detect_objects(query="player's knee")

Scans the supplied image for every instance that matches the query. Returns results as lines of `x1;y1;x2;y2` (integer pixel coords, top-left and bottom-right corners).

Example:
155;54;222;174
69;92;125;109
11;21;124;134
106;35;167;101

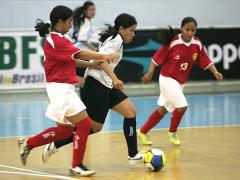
157;106;168;116
93;127;102;133
74;116;92;133
176;106;187;113
82;116;93;130
125;107;136;118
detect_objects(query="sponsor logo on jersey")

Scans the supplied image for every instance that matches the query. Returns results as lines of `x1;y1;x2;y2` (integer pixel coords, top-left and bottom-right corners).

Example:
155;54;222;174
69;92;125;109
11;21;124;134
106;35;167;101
174;55;180;60
193;53;198;61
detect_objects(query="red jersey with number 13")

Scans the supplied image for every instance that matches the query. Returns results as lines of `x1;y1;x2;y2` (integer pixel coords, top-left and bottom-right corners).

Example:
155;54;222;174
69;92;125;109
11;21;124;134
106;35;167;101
152;34;213;84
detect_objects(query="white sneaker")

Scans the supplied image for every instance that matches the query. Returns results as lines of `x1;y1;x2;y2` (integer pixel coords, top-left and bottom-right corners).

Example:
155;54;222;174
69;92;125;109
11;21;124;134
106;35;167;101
128;152;144;165
18;138;30;166
42;142;58;163
70;164;96;177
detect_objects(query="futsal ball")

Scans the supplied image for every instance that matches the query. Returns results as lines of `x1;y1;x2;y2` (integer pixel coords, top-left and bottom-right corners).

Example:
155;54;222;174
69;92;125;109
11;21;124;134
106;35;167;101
144;148;166;172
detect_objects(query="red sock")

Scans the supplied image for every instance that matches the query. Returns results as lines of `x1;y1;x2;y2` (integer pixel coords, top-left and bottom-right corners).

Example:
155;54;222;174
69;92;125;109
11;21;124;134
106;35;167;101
27;124;73;149
72;116;92;168
140;110;163;134
169;109;185;132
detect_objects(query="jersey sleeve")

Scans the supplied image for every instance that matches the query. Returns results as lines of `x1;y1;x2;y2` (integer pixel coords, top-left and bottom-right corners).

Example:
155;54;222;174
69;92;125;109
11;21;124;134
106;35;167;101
152;45;169;66
54;37;80;61
196;46;213;70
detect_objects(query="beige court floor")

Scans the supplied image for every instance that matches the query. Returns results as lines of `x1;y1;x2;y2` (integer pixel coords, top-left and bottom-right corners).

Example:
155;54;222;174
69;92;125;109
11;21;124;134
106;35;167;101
0;126;240;180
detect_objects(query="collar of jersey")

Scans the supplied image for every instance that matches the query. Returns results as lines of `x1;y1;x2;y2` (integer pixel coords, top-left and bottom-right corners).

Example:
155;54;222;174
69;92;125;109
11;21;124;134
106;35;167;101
50;32;64;38
178;34;194;46
115;34;124;47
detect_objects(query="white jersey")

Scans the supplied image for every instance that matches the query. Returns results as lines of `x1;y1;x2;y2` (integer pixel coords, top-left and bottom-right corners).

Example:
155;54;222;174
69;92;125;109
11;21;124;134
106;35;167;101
77;18;93;42
85;34;123;88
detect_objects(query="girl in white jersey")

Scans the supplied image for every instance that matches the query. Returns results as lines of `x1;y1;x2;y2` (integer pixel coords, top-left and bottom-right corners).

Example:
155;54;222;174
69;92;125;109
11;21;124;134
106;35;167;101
72;1;98;88
72;1;97;51
43;13;143;166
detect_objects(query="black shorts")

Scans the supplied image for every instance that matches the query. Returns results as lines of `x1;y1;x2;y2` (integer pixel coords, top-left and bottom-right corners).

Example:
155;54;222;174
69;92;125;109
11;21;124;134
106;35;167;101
80;76;128;124
76;68;86;77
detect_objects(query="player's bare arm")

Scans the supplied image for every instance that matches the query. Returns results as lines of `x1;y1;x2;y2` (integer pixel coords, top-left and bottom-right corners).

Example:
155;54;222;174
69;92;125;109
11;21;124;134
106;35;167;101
142;61;157;84
207;64;223;81
75;50;120;62
100;62;124;90
75;60;104;68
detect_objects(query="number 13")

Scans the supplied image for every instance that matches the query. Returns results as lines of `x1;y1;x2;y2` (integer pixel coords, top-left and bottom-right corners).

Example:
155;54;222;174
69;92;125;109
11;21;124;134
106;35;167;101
180;63;188;71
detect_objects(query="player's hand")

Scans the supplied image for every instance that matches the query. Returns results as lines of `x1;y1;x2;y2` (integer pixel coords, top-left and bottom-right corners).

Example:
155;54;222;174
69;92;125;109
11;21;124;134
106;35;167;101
89;60;104;69
214;71;223;81
113;78;124;90
141;72;153;84
106;53;120;63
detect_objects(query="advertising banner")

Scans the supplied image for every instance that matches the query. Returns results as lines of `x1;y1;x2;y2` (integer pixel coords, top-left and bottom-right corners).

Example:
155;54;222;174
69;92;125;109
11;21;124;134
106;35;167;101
0;32;45;89
1;28;240;89
116;28;240;82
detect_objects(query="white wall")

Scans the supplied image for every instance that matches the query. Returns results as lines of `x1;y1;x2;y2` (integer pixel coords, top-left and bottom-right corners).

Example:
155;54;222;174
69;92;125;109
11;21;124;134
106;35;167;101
0;0;240;29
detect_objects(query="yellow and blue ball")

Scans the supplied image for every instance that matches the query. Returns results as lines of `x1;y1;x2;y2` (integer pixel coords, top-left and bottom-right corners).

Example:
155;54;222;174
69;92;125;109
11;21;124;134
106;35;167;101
144;148;166;172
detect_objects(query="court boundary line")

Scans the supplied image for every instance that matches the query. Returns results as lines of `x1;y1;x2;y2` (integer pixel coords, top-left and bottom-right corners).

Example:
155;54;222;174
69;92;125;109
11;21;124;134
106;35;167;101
0;164;53;175
0;171;78;180
0;165;79;180
0;124;239;138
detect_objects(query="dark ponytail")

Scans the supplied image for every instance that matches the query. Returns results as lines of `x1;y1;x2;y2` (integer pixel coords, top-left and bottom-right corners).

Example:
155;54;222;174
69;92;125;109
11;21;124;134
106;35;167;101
35;19;50;37
99;13;137;42
99;24;118;42
35;5;73;37
73;1;94;31
156;26;178;45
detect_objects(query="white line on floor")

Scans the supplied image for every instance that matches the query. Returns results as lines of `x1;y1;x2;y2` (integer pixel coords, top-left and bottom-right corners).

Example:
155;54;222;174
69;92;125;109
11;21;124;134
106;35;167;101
0;170;79;180
0;165;79;180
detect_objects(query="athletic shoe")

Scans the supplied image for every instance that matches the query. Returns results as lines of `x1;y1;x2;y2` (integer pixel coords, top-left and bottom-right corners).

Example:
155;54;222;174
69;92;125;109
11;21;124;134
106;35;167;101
18;138;30;166
42;142;58;163
70;164;96;177
168;132;181;145
137;129;152;145
128;152;144;165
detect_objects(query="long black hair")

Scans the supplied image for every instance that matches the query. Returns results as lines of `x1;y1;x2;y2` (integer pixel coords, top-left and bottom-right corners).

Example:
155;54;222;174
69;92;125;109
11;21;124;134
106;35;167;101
99;13;137;43
35;5;73;37
73;1;95;31
181;17;197;27
156;26;177;45
157;16;198;45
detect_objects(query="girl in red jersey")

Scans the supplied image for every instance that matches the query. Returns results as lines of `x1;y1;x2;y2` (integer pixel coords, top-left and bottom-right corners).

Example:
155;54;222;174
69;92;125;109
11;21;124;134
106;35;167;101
137;17;223;146
18;5;118;177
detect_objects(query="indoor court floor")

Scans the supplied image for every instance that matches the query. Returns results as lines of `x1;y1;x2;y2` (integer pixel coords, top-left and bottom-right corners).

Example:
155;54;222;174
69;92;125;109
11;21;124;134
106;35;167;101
0;93;239;180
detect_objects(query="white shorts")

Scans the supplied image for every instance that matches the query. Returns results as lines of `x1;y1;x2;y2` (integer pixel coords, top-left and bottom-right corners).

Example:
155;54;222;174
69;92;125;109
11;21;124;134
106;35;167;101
157;75;188;112
45;82;86;125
